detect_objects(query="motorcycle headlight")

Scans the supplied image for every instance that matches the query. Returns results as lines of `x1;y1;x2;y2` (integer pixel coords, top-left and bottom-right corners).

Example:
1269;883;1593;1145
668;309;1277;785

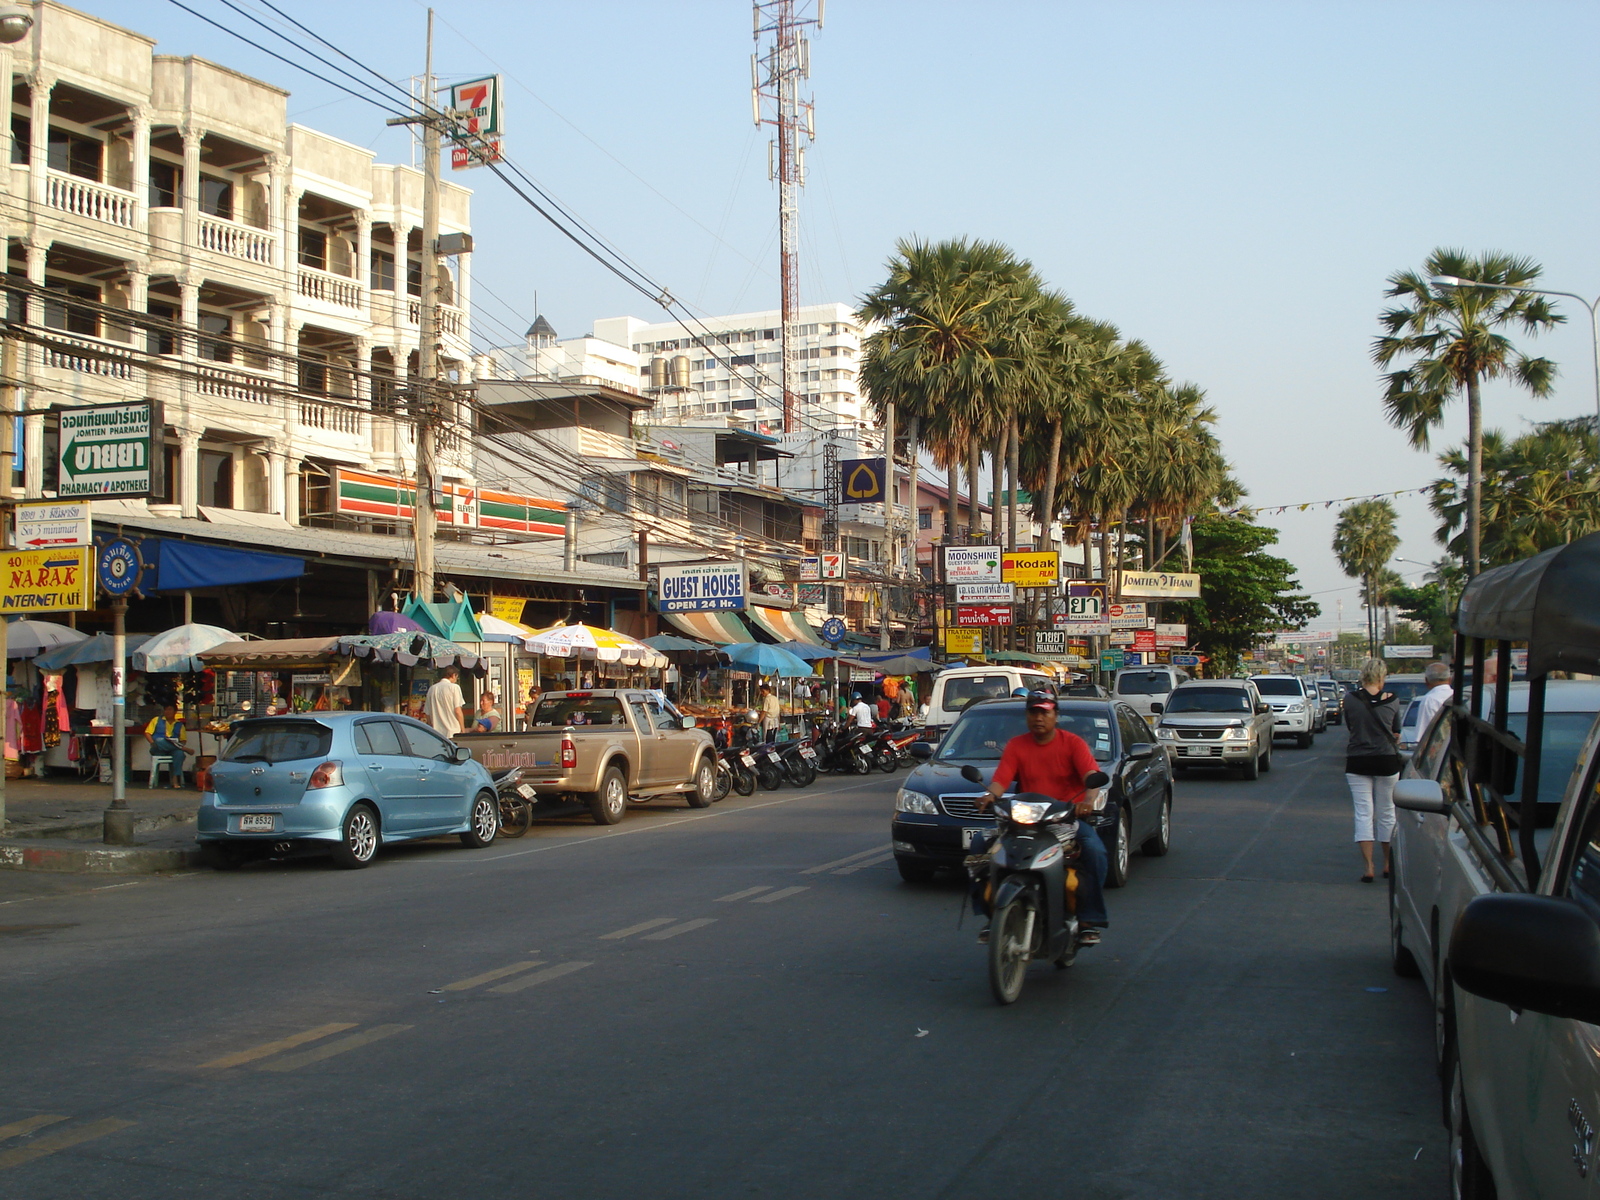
1287;702;1305;713
1008;799;1051;825
895;789;937;815
1220;724;1249;740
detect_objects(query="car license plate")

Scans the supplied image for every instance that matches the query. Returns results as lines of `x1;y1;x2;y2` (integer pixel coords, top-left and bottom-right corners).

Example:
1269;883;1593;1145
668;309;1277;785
962;828;987;849
740;753;756;767
238;813;275;833
767;751;782;763
799;746;816;759
516;784;536;799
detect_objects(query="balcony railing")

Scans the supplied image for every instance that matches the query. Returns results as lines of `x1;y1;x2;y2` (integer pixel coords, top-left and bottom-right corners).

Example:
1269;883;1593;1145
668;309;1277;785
45;171;136;229
197;364;274;406
197;214;274;266
38;332;138;380
298;398;362;435
406;298;464;338
297;266;362;311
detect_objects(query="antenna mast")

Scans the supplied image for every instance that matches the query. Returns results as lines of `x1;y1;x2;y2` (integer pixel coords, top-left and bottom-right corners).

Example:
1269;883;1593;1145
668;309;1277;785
753;0;820;435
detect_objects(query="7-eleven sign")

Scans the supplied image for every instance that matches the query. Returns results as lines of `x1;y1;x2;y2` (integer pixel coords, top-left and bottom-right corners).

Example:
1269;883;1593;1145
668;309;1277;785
448;76;502;137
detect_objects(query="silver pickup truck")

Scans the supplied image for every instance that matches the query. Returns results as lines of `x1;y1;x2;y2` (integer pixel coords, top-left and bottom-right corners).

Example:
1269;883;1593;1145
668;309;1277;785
457;689;717;825
1389;533;1600;1199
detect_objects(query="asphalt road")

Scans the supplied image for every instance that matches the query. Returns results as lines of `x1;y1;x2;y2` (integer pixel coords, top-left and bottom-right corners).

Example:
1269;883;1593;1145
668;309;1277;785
0;736;1445;1198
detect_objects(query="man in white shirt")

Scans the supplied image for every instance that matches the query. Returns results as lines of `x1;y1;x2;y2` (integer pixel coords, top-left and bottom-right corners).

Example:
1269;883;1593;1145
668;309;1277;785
848;693;876;729
425;667;467;737
1413;661;1454;743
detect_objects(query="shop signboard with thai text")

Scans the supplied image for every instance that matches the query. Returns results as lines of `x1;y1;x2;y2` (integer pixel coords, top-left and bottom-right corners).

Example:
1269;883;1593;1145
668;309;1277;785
955;582;1014;604
658;562;748;612
956;606;1012;627
57;402;162;498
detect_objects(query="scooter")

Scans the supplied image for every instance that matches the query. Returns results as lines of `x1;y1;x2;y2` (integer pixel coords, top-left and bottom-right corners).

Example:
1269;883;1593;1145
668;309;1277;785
714;727;757;797
777;735;818;787
814;718;875;775
494;768;537;839
960;763;1110;1005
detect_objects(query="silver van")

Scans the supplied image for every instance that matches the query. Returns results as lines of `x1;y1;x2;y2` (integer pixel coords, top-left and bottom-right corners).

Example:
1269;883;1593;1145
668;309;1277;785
922;666;1055;740
1111;666;1191;721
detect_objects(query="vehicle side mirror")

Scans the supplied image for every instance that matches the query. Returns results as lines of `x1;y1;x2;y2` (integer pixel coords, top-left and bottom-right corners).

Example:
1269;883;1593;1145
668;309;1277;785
1149;702;1164;715
1126;743;1154;761
453;745;473;764
959;764;985;784
909;742;933;760
1256;703;1270;715
1084;770;1110;790
1393;779;1449;814
679;716;697;729
1449;894;1600;1023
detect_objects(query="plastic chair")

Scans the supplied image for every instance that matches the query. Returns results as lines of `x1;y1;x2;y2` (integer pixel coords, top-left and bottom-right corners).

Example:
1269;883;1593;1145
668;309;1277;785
148;755;184;788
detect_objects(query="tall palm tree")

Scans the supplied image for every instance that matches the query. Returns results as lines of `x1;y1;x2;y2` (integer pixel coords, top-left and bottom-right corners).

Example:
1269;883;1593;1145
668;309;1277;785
1332;498;1400;656
1128;383;1228;567
1372;248;1563;575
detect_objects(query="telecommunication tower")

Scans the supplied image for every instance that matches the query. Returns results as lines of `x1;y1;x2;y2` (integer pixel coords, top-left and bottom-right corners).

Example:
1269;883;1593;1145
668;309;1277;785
752;0;820;434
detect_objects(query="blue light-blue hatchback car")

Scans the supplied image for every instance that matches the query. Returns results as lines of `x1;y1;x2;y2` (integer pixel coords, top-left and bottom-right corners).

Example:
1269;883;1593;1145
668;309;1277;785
196;712;500;868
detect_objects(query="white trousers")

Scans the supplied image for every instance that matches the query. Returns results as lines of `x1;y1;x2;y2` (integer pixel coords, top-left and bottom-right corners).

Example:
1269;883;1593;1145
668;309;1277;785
1346;773;1398;843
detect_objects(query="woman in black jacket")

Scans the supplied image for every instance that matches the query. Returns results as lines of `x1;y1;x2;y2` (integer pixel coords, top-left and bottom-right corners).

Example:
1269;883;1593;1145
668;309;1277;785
1342;658;1404;883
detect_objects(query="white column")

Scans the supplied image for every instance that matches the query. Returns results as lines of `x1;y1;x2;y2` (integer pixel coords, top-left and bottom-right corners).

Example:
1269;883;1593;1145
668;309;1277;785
122;266;148;346
178;276;199;360
456;248;471;345
23;237;45;327
265;448;285;517
266;152;289;273
0;48;14;189
180;123;202;256
28;74;53;212
177;428;201;517
22;411;42;498
282;452;299;525
130;107;151;232
354;211;371;313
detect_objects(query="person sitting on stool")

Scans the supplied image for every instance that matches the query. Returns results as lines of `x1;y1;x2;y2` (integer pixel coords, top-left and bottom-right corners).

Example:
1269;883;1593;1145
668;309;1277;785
143;704;187;788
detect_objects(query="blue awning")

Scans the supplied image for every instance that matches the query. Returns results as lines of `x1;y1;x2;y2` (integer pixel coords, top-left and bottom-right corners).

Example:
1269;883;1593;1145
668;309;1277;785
140;538;305;592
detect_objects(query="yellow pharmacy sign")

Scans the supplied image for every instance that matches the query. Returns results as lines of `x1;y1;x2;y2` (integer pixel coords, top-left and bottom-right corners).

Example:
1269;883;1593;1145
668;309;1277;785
1001;551;1059;587
0;547;92;613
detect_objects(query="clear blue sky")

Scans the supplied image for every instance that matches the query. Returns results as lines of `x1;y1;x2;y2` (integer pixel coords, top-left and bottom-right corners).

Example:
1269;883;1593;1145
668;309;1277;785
94;1;1600;628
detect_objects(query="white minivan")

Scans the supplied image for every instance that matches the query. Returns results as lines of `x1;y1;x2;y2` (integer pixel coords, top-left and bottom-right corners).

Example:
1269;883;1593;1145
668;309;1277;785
1111;666;1191;722
922;666;1055;740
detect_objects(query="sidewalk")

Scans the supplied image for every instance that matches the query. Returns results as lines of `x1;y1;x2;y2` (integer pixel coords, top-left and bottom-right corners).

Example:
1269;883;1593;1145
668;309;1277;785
0;775;205;874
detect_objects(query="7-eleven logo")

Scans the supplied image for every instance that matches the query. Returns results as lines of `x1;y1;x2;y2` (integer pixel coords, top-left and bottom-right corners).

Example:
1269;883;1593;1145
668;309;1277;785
451;79;495;134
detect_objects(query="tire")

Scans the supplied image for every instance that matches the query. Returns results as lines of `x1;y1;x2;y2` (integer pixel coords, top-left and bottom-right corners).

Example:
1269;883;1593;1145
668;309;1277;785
460;791;499;848
851;748;872;775
1447;1044;1499;1199
1141;791;1172;857
875;746;898;773
1240;748;1259;781
1296;732;1313;749
713;760;733;801
896;858;937;883
589;765;628;825
497;792;532;838
756;759;783;790
1260;742;1272;773
1389;872;1421;977
731;762;756;797
988;895;1035;1005
330;803;380;869
1105;804;1132;889
687;756;716;808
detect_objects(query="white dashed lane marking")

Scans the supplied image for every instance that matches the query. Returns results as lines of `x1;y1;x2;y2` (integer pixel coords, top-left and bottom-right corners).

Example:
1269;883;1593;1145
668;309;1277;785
641;918;717;941
716;886;773;902
600;918;678;940
802;845;892;875
751;886;809;903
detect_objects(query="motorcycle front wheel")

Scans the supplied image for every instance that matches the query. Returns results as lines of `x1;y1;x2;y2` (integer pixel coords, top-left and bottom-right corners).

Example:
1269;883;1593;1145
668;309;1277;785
756;760;784;790
988;895;1035;1005
713;761;733;801
497;794;533;839
732;764;757;796
874;746;897;773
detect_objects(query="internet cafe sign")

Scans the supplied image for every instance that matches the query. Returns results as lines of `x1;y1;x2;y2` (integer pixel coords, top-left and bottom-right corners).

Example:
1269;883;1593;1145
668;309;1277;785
1117;570;1201;600
657;562;747;612
57;401;163;498
944;545;1001;584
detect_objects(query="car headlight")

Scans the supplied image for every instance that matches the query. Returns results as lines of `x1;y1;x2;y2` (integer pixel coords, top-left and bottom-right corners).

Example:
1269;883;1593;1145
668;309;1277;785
1156;727;1179;741
1008;799;1050;825
895;789;937;815
1220;724;1249;740
1287;702;1305;713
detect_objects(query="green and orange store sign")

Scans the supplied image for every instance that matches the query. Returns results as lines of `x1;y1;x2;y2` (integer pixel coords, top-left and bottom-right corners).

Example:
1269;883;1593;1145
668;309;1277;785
335;469;565;537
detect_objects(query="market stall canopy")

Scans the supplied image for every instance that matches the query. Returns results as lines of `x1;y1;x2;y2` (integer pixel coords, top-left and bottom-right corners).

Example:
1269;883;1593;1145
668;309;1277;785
660;610;755;644
838;654;943;676
1456;531;1600;676
775;641;839;662
368;611;423;635
642;633;721;653
336;632;485;671
132;623;240;673
403;595;484;643
478;614;541;644
743;603;825;646
138;538;304;592
35;632;151;671
4;620;88;658
722;642;814;678
199;637;342;669
522;624;666;667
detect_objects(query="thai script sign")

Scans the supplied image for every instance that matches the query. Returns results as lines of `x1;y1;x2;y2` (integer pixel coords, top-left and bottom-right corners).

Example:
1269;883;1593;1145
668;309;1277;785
57;402;161;498
944;546;1001;583
658;562;747;612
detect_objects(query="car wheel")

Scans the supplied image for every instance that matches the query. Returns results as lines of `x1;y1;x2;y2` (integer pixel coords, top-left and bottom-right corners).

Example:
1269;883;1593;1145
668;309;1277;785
1240;748;1259;781
589;765;628;825
1141;790;1172;857
1388;872;1421;977
1296;732;1313;749
460;791;499;848
1447;1043;1498;1199
895;858;937;883
687;757;716;808
1260;742;1272;773
330;803;380;869
1105;805;1131;889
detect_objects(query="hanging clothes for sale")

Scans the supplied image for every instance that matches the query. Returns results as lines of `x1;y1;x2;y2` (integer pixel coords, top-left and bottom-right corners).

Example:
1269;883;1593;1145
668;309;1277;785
41;675;65;749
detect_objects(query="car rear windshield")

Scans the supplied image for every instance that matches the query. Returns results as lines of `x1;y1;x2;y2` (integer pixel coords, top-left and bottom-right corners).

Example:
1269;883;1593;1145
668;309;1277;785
532;696;626;726
221;720;333;764
1116;672;1173;696
1386;680;1428;704
1252;678;1304;696
1165;688;1253;714
937;707;1114;762
941;676;1017;713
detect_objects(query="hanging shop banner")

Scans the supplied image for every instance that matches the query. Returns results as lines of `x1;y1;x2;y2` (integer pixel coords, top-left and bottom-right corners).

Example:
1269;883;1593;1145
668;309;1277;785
798;583;825;604
658;562;747;612
944;546;1002;584
1065;581;1108;623
839;459;886;503
1033;630;1067;656
799;555;821;582
448;75;505;170
335;469;563;535
56;401;163;499
955;582;1014;604
943;628;983;655
1107;601;1147;629
956;605;1012;627
1132;629;1157;652
1057;621;1111;636
1383;645;1435;659
1001;551;1059;587
1117;570;1202;599
1155;623;1188;648
1;546;91;613
490;596;528;625
1110;630;1136;647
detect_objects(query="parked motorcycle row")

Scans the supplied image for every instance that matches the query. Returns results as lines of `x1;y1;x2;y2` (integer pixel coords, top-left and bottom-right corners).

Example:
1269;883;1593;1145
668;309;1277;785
711;718;921;799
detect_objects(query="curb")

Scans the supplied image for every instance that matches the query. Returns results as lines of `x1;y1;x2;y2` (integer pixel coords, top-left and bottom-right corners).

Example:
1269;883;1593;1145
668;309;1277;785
0;837;205;874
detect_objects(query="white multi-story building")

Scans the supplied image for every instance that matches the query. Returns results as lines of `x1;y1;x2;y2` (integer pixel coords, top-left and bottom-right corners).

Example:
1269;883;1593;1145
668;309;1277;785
3;1;476;523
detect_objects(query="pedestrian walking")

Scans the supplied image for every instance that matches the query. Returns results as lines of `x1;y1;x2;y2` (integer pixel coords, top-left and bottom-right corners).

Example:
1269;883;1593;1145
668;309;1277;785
424;666;466;738
1343;657;1404;883
1412;661;1453;743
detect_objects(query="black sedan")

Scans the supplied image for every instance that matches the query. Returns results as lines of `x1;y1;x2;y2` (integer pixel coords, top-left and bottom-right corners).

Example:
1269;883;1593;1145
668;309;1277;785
894;696;1174;887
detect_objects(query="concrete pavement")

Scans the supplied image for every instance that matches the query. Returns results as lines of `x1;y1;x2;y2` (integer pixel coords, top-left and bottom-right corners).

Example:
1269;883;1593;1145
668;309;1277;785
0;742;1445;1197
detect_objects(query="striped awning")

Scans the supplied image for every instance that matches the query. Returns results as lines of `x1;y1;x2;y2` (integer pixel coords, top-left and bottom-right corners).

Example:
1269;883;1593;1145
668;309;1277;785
744;603;825;645
661;610;754;644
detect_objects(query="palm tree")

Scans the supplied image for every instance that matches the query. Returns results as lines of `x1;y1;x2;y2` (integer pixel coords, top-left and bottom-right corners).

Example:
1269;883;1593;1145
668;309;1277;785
1372;249;1563;575
1129;383;1228;568
1332;498;1400;656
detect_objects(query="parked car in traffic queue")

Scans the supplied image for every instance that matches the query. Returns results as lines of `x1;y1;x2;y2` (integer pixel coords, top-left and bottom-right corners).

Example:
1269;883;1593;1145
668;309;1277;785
1249;674;1317;748
893;696;1174;889
1155;678;1275;779
1315;679;1344;725
196;713;501;869
1110;665;1191;722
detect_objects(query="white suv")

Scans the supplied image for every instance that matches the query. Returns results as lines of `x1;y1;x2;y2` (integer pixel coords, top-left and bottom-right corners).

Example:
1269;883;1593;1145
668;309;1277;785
1248;674;1316;748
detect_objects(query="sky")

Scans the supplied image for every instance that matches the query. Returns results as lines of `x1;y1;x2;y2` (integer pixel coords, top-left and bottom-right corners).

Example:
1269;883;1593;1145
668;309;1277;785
92;0;1600;631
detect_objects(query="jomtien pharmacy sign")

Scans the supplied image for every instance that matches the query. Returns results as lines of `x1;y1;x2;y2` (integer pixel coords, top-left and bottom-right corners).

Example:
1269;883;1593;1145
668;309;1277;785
56;402;163;498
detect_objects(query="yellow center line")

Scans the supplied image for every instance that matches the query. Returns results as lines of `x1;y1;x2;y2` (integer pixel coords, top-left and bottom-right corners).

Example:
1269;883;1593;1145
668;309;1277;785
255;1024;412;1073
833;852;895;875
715;886;773;902
440;961;543;991
802;845;892;874
0;1118;136;1170
488;961;593;993
752;886;809;903
600;917;677;940
641;918;717;941
199;1023;358;1070
0;1115;67;1142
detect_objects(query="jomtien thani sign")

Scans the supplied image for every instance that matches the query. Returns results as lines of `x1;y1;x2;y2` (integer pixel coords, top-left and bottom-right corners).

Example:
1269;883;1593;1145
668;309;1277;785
658;562;747;612
1116;571;1202;600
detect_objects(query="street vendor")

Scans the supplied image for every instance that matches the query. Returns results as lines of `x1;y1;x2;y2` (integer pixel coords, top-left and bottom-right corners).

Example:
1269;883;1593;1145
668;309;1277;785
142;704;187;788
758;683;781;737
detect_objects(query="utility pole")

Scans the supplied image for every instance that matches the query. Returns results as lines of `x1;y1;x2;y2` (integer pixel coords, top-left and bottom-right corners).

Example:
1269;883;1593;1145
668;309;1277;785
880;402;894;651
0;334;13;834
753;0;820;434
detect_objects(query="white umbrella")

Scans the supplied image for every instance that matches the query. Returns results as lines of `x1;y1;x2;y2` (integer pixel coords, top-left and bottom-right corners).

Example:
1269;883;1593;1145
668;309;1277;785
132;623;240;673
523;623;667;668
7;620;88;658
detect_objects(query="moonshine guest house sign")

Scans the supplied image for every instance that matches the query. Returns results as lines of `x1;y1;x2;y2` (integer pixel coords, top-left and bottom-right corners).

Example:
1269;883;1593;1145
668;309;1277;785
658;562;748;612
56;402;162;498
944;546;1002;584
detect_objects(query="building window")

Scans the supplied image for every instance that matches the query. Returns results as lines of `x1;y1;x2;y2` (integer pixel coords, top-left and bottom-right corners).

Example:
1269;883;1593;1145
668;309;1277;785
299;353;328;395
47;128;101;181
198;313;232;363
298;228;328;271
199;176;233;220
145;302;178;355
200;449;233;508
406;256;422;297
10;115;28;165
918;508;933;530
370;250;395;292
148;160;178;208
42;281;98;336
581;551;628;569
